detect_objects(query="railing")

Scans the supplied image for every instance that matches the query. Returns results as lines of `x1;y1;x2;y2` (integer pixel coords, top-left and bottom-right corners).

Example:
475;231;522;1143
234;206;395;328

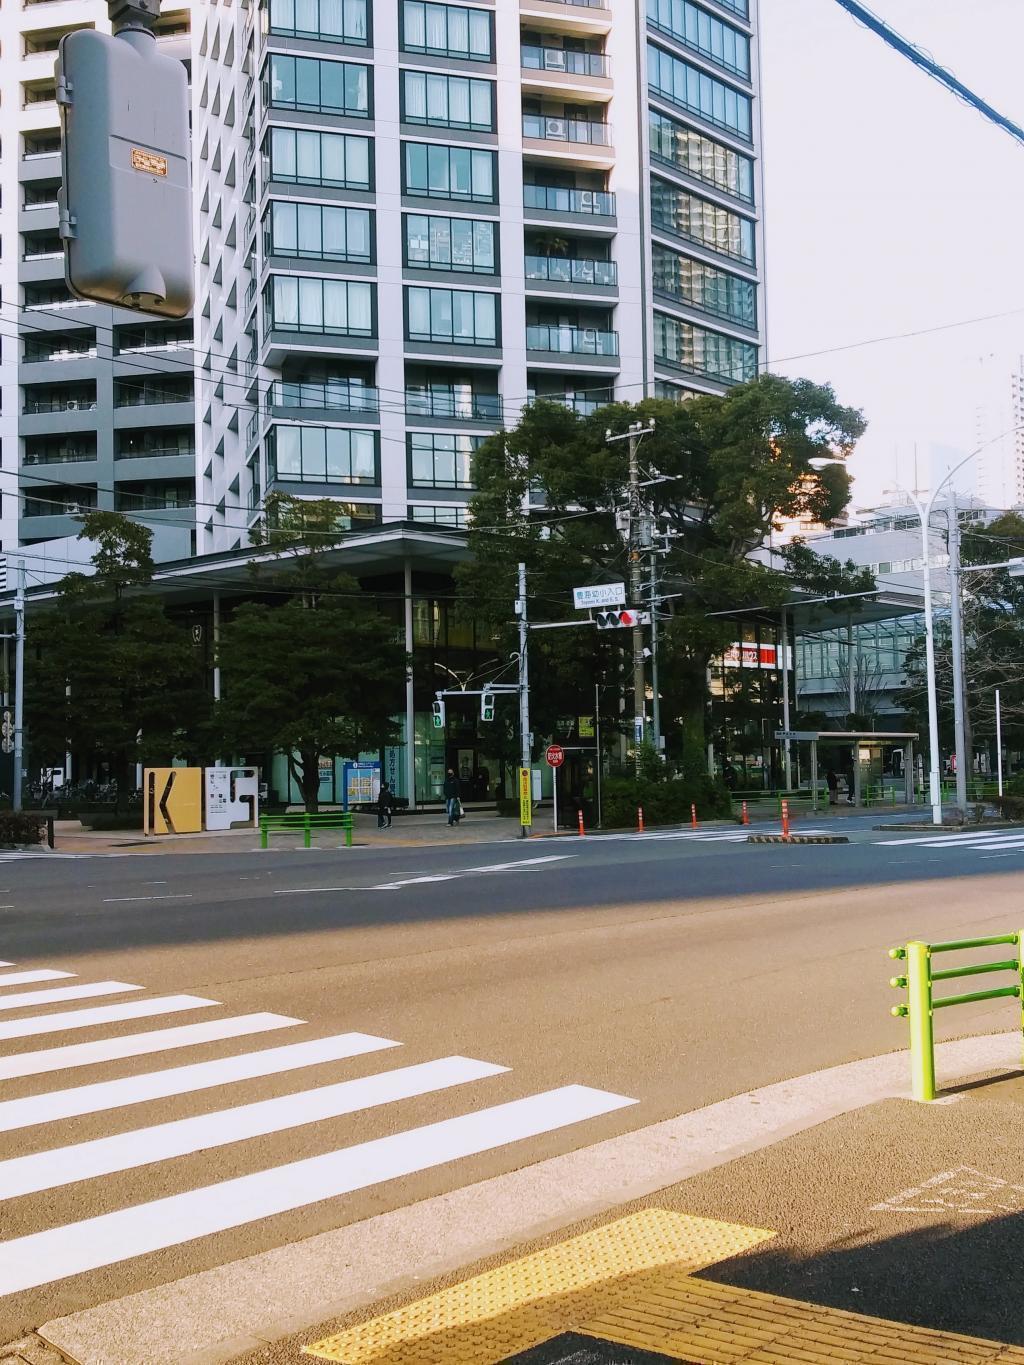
23;198;58;211
889;933;1024;1101
259;811;354;849
525;255;616;286
23;396;96;414
521;45;608;76
405;389;501;421
529;392;612;416
22;249;63;260
271;378;379;414
523;0;608;10
526;324;618;355
524;184;615;216
522;113;611;145
247;412;260;448
115;446;195;460
23;450;95;465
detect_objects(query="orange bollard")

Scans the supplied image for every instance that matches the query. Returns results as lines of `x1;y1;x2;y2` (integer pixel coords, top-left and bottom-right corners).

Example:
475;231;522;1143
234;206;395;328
741;800;749;827
638;806;645;833
577;808;585;836
781;798;790;838
691;802;698;829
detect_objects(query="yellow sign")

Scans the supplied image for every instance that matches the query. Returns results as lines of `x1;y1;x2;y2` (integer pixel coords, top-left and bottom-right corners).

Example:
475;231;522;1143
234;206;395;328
131;147;168;176
144;767;202;835
519;766;532;827
579;715;595;738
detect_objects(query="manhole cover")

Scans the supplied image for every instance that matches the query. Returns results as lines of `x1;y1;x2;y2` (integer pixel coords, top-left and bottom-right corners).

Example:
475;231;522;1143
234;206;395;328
501;1333;701;1364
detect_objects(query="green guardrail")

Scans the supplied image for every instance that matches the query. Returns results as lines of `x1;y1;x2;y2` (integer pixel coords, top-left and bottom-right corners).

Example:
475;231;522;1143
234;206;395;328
888;932;1024;1101
259;812;354;850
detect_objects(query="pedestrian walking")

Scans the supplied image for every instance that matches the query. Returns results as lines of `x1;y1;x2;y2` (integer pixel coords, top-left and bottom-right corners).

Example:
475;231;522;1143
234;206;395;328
825;769;838;807
443;768;461;826
376;780;394;830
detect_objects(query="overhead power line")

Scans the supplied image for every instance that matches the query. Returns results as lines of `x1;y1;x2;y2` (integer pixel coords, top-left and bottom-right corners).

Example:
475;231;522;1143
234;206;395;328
833;0;1024;147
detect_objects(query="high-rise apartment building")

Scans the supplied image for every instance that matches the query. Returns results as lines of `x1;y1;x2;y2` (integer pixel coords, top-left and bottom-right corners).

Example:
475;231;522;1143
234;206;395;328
0;0;196;554
195;0;764;552
973;353;1024;512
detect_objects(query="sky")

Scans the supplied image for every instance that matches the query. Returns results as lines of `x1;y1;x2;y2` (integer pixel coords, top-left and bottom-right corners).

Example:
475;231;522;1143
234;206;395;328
758;0;1024;512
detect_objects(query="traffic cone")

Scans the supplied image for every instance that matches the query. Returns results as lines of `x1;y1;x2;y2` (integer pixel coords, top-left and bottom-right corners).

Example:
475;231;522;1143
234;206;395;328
691;802;698;829
741;800;749;827
577;809;585;837
638;806;645;833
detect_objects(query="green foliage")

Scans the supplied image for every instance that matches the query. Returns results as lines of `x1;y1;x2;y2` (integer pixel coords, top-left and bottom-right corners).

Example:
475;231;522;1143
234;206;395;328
26;514;211;805
216;572;406;811
992;795;1024;821
459;376;868;766
600;774;731;829
0;811;47;846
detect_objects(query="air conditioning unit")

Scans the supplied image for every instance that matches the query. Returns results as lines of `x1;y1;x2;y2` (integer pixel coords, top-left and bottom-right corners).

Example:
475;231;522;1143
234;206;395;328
544;49;566;70
65;399;78;410
579;191;595;211
23;454;38;465
545;117;566;139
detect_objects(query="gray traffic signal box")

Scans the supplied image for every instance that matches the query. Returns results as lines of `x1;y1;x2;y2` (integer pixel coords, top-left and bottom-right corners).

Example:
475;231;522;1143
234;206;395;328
56;19;193;318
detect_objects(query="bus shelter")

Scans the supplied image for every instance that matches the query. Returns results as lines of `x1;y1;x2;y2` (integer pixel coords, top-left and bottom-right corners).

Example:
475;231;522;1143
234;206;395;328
777;730;919;809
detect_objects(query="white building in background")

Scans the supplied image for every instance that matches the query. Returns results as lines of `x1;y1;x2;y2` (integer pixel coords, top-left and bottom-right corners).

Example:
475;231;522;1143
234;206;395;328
193;0;766;552
972;353;1024;512
0;1;196;556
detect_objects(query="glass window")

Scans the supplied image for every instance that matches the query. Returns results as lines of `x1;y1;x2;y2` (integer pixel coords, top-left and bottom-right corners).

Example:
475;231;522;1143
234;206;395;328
651;245;755;326
651;178;754;263
653;311;757;383
410;503;470;527
268;0;369;44
408;431;481;488
403;142;496;201
648;108;753;202
404;214;495;273
646;0;749;78
401;0;492;60
647;43;751;140
266;202;374;262
265;276;375;335
268;424;378;483
266;54;370;117
266;128;371;190
401;71;494;131
406;286;498;345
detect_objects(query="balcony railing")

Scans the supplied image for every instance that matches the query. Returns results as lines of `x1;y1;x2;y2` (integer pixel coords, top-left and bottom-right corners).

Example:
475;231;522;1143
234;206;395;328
115;446;195;460
405;388;502;421
530;391;613;415
522;113;611;145
270;378;380;414
23;395;96;414
523;184;615;216
525;255;616;286
526;324;618;355
521;45;608;76
524;0;608;10
23;450;95;466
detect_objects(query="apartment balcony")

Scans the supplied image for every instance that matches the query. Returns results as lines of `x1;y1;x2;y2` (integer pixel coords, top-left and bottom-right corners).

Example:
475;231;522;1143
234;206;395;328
268;377;380;422
522;184;616;236
524;254;617;298
21;402;99;436
519;0;611;39
112;452;196;481
525;323;619;366
19;254;66;284
522;113;613;168
113;400;195;429
19;201;59;234
520;44;611;99
404;386;502;429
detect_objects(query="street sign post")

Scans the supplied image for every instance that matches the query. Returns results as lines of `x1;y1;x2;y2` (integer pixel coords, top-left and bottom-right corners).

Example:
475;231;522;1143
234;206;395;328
774;730;819;741
518;765;532;832
546;743;565;832
572;582;626;611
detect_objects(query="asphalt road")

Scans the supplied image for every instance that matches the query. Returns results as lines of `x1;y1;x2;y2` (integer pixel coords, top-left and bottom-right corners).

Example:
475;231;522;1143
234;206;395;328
0;821;1022;1341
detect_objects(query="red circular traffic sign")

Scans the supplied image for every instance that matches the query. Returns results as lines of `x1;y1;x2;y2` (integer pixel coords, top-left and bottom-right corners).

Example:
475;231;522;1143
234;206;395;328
546;744;565;768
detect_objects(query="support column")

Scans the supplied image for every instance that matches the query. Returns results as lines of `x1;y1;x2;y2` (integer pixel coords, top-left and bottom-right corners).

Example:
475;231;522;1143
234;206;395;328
780;607;791;790
847;615;856;719
810;739;818;811
905;739;915;805
404;558;417;812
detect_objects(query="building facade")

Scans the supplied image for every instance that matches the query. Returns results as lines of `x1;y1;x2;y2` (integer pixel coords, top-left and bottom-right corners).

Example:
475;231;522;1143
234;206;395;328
194;0;765;552
0;0;196;554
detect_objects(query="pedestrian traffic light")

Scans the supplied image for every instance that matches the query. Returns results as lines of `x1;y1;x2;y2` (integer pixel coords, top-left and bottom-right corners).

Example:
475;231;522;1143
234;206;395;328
431;698;446;729
481;690;495;722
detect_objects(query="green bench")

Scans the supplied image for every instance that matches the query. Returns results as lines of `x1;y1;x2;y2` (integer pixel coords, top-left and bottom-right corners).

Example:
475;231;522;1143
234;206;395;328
259;812;354;849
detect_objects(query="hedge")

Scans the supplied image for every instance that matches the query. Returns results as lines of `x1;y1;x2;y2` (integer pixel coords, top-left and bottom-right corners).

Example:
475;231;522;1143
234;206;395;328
0;812;47;847
992;795;1024;821
600;774;731;830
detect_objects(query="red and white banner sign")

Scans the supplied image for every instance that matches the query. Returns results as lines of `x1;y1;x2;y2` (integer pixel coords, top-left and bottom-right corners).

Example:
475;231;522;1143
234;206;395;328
723;642;790;670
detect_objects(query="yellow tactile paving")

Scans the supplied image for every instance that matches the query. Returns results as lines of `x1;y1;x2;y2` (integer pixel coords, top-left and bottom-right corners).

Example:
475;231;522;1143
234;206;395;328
304;1207;1024;1364
303;1209;774;1362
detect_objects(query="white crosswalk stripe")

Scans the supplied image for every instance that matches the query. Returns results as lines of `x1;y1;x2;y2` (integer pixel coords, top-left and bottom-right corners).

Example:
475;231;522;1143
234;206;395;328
0;959;636;1300
877;830;1024;852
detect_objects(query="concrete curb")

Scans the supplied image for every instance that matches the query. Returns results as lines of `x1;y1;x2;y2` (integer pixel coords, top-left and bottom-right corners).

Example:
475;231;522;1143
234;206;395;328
37;1032;1021;1365
747;834;849;845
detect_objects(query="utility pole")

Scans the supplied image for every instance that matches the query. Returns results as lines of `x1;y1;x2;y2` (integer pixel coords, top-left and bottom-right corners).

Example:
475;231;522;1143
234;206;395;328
649;555;661;751
947;501;969;814
606;420;654;769
13;560;25;813
517;560;531;839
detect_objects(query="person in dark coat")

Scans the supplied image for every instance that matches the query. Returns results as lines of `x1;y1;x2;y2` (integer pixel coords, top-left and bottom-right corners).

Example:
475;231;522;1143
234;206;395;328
376;780;393;830
443;768;461;825
825;769;839;806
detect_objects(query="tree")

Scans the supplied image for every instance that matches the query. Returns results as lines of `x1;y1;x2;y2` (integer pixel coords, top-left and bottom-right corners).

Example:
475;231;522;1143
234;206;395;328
26;512;211;806
458;376;868;770
216;570;406;812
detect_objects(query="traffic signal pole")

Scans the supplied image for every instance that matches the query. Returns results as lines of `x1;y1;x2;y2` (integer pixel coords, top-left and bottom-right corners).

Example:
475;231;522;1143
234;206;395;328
13;561;25;813
517;561;531;839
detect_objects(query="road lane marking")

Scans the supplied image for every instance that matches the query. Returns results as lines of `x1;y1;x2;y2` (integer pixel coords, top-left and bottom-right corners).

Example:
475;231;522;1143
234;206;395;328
0;981;142;1013
879;831;1022;846
0;1013;304;1083
0;969;75;989
274;853;576;895
0;1084;634;1294
0;995;218;1042
102;894;195;904
0;1056;510;1202
0;1032;403;1133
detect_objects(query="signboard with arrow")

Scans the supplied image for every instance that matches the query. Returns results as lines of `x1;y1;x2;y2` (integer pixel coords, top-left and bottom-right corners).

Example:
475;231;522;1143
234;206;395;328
144;767;202;836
